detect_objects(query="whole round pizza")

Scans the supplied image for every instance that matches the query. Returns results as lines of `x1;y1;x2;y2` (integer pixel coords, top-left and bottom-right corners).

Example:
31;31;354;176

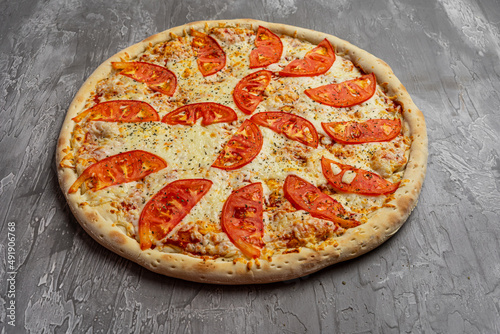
56;19;427;284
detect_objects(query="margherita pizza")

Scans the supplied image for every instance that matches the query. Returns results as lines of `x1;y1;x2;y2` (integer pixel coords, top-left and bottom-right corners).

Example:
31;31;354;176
56;19;427;284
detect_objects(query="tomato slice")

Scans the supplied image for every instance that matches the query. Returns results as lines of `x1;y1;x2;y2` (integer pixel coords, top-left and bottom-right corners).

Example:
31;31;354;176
221;183;264;258
250;111;319;148
72;100;159;123
233;70;272;114
279;39;335;77
321;156;399;196
161;102;237;126
191;30;226;76
138;179;212;250
283;175;359;229
322;119;401;144
249;26;283;68
68;150;167;193
111;61;177;96
305;73;376;108
212;120;263;170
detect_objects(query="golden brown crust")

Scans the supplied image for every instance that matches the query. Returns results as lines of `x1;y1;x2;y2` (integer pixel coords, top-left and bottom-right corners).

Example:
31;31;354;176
56;19;427;284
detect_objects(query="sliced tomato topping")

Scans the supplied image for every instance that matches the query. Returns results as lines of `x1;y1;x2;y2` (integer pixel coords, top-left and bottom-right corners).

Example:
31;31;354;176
249;26;283;68
111;61;177;96
283;175;359;229
322;119;401;144
138;179;212;250
305;73;376;108
250;111;319;148
321;156;399;196
233;70;272;114
161;102;237;126
279;39;335;77
72;100;159;123
68;150;167;194
221;183;264;258
212;120;263;170
191;30;226;76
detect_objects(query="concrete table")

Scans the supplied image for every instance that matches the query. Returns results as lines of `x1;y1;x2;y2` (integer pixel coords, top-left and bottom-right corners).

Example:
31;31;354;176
1;0;499;332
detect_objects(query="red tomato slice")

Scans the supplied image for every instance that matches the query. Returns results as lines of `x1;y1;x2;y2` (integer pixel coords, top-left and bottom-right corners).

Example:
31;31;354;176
322;119;401;144
111;61;177;96
72;100;159;123
161;102;237;126
279;39;335;77
283;175;359;229
138;179;212;250
305;73;377;108
68;150;167;193
233;70;272;114
221;183;264;258
249;26;283;68
191;30;226;76
212;120;263;170
250;111;319;148
321;156;399;196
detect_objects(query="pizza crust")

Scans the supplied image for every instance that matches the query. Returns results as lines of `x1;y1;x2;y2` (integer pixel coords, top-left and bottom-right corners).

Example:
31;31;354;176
56;19;427;284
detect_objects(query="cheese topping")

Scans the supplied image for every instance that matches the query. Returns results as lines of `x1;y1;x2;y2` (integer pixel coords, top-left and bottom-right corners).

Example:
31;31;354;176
330;163;342;175
342;170;357;184
67;26;410;259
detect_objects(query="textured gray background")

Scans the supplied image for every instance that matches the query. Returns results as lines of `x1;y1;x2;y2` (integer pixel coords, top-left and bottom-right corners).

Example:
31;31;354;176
1;0;500;333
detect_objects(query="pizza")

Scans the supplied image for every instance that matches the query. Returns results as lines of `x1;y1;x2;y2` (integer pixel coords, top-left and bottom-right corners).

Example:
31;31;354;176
56;19;427;284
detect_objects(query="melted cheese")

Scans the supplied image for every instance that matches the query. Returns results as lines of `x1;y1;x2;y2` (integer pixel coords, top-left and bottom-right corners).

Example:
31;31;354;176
330;163;342;175
342;170;357;184
69;27;410;258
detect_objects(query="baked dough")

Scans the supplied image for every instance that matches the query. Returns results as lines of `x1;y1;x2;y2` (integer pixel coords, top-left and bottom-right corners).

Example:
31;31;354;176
56;19;427;284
